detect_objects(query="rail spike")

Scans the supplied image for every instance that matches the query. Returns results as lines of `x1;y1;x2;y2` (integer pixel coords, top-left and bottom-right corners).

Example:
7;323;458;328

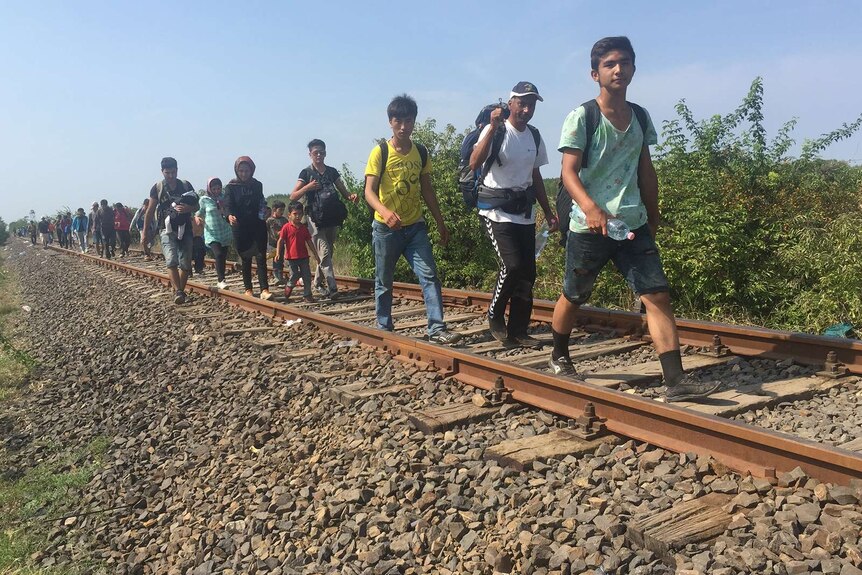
817;350;849;379
566;402;607;440
699;334;730;357
487;377;512;405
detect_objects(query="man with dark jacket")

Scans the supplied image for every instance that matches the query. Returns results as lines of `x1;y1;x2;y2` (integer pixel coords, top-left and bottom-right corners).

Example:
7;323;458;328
99;200;116;259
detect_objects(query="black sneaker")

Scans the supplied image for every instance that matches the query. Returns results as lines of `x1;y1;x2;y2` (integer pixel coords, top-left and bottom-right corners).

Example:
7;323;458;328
488;315;508;342
509;333;544;348
428;330;463;346
174;291;187;305
665;375;723;403
548;355;576;377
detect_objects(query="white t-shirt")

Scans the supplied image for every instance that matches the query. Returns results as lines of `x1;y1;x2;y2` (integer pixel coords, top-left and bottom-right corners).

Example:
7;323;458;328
476;120;549;224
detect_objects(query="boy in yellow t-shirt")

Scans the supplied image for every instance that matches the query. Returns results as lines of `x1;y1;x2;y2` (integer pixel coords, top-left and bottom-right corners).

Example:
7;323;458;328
363;94;461;345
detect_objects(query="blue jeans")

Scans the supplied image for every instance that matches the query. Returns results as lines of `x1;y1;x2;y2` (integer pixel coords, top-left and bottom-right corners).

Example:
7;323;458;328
75;231;87;252
372;220;446;336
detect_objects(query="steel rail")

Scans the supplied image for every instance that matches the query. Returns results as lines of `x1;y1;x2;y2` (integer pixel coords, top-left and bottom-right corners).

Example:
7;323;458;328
133;248;862;373
333;278;862;373
51;246;862;485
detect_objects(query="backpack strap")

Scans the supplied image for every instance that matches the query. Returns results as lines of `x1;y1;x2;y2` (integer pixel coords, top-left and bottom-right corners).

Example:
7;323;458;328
378;141;389;177
480;124;507;183
415;142;428;169
580;99;601;169
628;102;648;142
376;141;428;185
527;125;541;154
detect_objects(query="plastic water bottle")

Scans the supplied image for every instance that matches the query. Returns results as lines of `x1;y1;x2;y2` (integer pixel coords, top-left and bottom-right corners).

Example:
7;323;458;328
534;223;550;258
572;204;634;241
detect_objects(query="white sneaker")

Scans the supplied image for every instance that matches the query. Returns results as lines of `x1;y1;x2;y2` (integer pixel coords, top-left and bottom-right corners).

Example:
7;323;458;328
216;281;229;290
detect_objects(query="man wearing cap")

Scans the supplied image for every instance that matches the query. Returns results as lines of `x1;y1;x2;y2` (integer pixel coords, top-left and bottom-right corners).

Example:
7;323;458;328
143;157;196;304
469;82;558;346
89;202;102;255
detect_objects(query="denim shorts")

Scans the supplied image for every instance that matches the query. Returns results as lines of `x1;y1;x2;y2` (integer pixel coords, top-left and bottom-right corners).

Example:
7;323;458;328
563;225;669;305
160;230;193;271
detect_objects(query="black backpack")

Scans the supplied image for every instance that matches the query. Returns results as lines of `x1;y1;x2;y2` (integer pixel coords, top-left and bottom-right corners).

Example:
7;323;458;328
457;105;540;209
305;167;348;228
556;99;648;245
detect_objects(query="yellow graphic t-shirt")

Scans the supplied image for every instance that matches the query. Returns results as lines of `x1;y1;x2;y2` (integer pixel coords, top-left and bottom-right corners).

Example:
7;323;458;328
365;141;431;226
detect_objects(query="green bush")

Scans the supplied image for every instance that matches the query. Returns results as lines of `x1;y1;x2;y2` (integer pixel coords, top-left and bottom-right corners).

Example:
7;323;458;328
654;78;862;330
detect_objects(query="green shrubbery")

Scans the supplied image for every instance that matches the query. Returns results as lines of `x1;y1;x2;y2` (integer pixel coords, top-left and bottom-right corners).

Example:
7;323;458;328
655;78;862;330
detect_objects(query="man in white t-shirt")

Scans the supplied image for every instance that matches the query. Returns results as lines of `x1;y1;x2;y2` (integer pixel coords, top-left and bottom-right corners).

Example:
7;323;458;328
469;81;559;346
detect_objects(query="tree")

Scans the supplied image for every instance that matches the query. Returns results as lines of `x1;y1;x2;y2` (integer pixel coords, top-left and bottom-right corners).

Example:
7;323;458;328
8;218;29;236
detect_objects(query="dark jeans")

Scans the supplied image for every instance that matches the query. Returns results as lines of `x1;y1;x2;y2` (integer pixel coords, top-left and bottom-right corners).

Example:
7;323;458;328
563;225;669;305
209;241;228;282
270;243;284;282
481;217;537;337
102;229;116;258
117;230;131;255
287;258;312;297
241;252;269;291
192;236;206;274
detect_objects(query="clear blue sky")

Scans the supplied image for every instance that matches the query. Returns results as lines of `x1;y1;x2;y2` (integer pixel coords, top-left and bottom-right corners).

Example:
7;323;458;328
2;0;860;222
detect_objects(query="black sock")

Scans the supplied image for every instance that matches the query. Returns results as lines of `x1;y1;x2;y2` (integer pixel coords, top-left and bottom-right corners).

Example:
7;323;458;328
552;330;571;361
659;350;684;386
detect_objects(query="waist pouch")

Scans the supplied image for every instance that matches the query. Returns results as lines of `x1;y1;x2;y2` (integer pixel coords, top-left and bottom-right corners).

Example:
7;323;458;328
477;186;536;217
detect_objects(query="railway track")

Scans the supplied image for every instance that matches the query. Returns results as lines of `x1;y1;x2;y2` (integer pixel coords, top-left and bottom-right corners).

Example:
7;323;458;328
47;245;862;485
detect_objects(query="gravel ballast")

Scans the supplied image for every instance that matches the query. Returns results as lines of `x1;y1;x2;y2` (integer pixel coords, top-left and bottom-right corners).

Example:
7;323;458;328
3;245;862;575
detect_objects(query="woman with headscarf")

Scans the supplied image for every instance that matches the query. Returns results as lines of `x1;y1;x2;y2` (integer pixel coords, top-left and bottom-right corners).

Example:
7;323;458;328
224;156;272;300
195;177;233;289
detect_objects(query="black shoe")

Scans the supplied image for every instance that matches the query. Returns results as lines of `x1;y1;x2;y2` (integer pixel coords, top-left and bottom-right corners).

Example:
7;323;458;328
548;355;576;377
428;330;463;346
488;315;508;342
509;333;544;348
665;375;723;403
174;291;187;305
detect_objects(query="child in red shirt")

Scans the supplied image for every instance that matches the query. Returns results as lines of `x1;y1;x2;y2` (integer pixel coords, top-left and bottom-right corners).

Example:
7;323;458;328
275;201;320;302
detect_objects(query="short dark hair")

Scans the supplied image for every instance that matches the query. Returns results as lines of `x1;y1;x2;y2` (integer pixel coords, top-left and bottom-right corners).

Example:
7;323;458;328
272;200;286;210
590;36;636;71
287;200;304;213
307;139;326;150
161;157;178;170
100;199;108;206
387;94;418;120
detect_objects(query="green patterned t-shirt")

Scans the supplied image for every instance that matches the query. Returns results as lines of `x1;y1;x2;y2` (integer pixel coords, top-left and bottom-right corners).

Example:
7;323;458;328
558;104;657;233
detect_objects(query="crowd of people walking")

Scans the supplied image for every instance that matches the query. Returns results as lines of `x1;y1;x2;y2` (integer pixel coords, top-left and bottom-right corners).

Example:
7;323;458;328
31;36;720;402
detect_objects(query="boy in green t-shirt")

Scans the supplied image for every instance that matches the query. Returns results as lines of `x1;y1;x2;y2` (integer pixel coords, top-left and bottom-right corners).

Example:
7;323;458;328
550;36;721;402
363;94;461;345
